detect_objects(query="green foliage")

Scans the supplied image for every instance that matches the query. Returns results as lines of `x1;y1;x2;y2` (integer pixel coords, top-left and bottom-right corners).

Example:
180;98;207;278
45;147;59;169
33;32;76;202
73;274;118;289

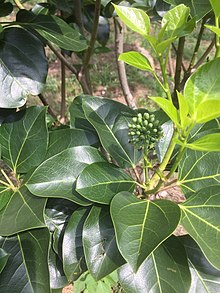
0;1;220;293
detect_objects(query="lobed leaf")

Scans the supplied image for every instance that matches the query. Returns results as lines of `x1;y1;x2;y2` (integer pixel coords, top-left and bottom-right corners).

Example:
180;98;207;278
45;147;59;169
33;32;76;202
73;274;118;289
111;192;181;271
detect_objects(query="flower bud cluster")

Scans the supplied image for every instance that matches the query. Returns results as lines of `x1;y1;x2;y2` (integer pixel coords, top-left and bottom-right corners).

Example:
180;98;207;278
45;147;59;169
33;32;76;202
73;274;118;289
128;112;163;149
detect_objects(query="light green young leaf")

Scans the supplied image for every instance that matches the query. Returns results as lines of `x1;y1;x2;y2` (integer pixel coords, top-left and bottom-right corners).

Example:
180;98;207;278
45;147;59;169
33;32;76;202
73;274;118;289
180;185;220;270
119;51;153;71
210;0;220;17
205;24;220;36
17;10;87;51
177;91;190;129
162;4;190;38
113;4;150;36
150;97;179;125
195;100;220;123
184;58;220;122
156;37;176;54
111;192;180;272
186;133;220;152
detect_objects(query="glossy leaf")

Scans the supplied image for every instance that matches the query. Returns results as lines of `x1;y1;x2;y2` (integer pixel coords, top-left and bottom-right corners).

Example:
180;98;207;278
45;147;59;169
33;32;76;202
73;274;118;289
180;185;220;270
119;236;191;293
63;208;89;282
186;133;220;152
111;192;181;271
0;248;9;274
49;245;68;289
76;162;135;204
82;96;143;168
0;106;48;173
45;198;78;253
180;235;220;293
46;128;99;159
156;120;174;162
119;51;153;71
195;99;220;123
150;97;179;125
26;146;105;204
83;206;125;280
162;4;190;38
17;10;87;51
178;149;220;196
69;95;96;132
184;59;220;122
0;187;12;211
0;28;48;108
113;4;150;36
177;91;190;129
0;186;46;236
0;2;13;17
0;228;50;293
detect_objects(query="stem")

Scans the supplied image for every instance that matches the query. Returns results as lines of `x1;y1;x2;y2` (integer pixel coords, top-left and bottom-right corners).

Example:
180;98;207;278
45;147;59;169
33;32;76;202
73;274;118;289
173;37;185;107
147;128;178;191
144;149;149;184
73;0;85;34
114;18;136;108
82;0;101;70
1;169;14;187
166;145;186;180
159;55;172;100
60;53;66;124
38;94;57;119
215;16;220;58
14;0;24;9
152;72;168;94
0;180;10;188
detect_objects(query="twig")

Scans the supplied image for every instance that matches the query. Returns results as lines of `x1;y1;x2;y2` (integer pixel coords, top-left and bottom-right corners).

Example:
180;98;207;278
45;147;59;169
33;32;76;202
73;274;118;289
60;52;66;123
73;0;85;34
38;94;57;119
173;37;185;106
172;43;186;73
193;38;215;70
114;18;136;109
168;50;174;77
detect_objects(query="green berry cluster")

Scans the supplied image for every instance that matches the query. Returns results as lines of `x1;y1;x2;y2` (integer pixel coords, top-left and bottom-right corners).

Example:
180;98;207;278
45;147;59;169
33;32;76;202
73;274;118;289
128;112;163;149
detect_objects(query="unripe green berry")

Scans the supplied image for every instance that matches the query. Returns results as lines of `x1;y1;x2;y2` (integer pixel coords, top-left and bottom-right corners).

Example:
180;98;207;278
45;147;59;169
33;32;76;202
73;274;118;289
149;123;153;128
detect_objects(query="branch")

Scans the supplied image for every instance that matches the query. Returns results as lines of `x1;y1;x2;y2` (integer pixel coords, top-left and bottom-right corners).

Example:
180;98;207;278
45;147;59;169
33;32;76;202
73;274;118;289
193;38;215;70
114;18;136;109
38;94;57;119
173;37;185;106
73;0;85;34
60;53;66;124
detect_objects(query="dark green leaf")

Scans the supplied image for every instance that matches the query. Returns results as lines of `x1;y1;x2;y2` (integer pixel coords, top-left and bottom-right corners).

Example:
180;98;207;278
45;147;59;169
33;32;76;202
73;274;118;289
45;198;78;253
83;206;125;280
49;246;68;289
76;162;135;204
63;208;89;282
178;149;220;196
0;248;9;274
0;28;48;108
0;106;48;173
17;10;88;51
69;95;96;132
46;128;99;159
0;228;50;293
0;2;13;17
82;96;143;168
26;146;105;205
0;186;46;236
180;235;220;293
180;185;220;270
163;0;211;20
0;187;12;211
119;236;191;293
111;191;181;271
